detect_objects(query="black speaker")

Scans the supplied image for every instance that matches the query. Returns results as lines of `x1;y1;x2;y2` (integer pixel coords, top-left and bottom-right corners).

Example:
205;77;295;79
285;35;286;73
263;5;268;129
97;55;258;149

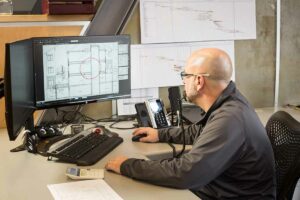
135;103;152;127
168;86;181;114
35;125;62;139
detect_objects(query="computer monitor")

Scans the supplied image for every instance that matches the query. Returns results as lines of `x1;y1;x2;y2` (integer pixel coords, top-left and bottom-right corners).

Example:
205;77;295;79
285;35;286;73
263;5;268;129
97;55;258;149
33;35;131;109
4;35;131;141
4;39;35;141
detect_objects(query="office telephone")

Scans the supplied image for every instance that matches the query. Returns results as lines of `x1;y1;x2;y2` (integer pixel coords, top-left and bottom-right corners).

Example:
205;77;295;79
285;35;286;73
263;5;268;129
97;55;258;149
135;99;171;129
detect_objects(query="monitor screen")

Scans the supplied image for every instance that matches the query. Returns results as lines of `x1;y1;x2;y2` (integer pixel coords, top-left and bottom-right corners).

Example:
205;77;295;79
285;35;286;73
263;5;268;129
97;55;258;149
33;35;131;109
5;39;35;141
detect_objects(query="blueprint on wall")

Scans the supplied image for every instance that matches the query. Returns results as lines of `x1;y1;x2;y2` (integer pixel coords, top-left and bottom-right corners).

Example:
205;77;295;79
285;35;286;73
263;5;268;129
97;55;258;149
140;0;256;44
131;41;235;89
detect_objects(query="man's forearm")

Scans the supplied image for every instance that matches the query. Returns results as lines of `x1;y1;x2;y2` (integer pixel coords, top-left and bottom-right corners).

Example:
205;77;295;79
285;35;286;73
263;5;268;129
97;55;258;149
158;124;201;144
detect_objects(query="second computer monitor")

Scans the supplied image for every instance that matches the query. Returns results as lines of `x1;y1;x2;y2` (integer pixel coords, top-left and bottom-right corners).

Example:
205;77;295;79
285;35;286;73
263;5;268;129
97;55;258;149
5;39;35;140
33;35;131;109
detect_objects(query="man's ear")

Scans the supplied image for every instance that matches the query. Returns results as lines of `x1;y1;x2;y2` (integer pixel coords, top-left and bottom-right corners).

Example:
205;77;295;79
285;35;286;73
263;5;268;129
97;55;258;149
196;76;205;91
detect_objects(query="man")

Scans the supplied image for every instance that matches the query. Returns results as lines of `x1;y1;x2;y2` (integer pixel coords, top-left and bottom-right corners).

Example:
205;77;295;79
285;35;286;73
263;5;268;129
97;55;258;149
105;48;276;199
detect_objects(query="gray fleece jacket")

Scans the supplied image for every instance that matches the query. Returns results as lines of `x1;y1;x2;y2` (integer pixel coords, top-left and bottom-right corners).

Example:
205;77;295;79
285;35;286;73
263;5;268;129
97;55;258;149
121;81;276;199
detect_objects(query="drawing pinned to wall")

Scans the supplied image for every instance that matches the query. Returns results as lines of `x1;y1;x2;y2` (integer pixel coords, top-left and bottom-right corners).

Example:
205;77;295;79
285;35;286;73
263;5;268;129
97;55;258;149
131;41;235;89
140;0;256;44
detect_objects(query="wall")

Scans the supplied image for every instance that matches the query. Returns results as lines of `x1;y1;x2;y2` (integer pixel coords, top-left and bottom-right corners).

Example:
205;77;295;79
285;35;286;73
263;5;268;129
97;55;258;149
120;0;300;109
123;0;278;109
235;0;276;107
2;1;297;123
235;0;300;108
279;0;300;106
84;0;300;118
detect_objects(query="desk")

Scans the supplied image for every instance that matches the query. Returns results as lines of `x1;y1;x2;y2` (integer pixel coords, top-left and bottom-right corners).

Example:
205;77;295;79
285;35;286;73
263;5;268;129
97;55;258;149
1;107;300;200
0;126;198;200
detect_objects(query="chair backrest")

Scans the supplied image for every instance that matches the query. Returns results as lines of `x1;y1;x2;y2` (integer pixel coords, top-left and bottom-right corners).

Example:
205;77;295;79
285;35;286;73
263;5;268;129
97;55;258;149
266;111;300;200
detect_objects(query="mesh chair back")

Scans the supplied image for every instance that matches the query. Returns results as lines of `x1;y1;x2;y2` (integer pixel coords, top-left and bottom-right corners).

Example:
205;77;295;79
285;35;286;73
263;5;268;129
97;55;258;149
266;111;300;200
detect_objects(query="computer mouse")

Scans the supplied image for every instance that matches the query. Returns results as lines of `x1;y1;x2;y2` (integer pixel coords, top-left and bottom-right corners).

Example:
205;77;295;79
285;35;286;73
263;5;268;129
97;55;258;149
132;133;147;142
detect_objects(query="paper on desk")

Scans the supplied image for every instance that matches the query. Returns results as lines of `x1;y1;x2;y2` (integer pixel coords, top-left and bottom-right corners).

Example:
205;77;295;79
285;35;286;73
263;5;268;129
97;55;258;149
47;180;123;200
117;87;159;115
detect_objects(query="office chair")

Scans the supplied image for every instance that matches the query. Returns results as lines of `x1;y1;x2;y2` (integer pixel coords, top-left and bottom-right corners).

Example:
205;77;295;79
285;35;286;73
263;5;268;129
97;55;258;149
266;111;300;200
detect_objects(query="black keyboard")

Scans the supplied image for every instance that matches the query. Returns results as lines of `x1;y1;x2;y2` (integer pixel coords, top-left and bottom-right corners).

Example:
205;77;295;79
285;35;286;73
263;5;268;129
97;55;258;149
47;128;123;166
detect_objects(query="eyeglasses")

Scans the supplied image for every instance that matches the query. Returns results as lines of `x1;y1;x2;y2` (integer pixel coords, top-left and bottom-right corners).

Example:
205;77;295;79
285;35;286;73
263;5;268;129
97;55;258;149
180;71;210;80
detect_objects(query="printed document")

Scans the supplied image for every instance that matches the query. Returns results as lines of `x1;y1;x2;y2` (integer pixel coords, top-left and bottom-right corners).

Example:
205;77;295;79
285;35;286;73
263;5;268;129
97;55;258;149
48;180;123;200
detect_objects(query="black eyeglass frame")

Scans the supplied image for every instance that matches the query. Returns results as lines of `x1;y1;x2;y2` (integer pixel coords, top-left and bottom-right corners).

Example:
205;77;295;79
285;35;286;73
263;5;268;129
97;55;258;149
180;71;210;80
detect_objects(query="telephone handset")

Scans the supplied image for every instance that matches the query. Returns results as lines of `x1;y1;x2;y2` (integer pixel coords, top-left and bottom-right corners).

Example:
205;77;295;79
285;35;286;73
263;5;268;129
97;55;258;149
135;103;152;127
135;99;171;129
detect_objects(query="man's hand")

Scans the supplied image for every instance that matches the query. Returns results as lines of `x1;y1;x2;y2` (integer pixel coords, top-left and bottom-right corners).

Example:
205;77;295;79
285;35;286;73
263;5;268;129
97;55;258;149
105;156;128;174
133;127;159;143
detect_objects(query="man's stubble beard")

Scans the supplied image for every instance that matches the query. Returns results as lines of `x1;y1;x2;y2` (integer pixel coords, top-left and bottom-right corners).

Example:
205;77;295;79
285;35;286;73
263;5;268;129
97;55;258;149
183;89;197;104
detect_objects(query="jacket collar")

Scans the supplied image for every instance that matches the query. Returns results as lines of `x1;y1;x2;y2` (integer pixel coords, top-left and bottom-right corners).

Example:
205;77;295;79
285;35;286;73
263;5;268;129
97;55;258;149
197;81;236;125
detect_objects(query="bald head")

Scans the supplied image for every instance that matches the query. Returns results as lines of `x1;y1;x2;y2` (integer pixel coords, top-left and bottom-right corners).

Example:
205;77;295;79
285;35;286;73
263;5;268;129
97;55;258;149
186;48;233;83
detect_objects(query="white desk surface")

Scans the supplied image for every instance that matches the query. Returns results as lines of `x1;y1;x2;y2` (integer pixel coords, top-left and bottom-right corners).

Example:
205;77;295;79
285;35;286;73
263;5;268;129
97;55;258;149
0;125;197;200
1;107;300;200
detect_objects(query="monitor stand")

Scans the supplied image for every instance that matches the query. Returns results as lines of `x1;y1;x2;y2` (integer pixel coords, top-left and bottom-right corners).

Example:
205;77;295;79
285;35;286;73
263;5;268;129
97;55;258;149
10;115;36;153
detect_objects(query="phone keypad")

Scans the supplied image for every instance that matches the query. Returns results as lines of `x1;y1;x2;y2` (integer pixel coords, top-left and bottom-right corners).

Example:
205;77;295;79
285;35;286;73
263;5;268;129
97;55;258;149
155;112;168;128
